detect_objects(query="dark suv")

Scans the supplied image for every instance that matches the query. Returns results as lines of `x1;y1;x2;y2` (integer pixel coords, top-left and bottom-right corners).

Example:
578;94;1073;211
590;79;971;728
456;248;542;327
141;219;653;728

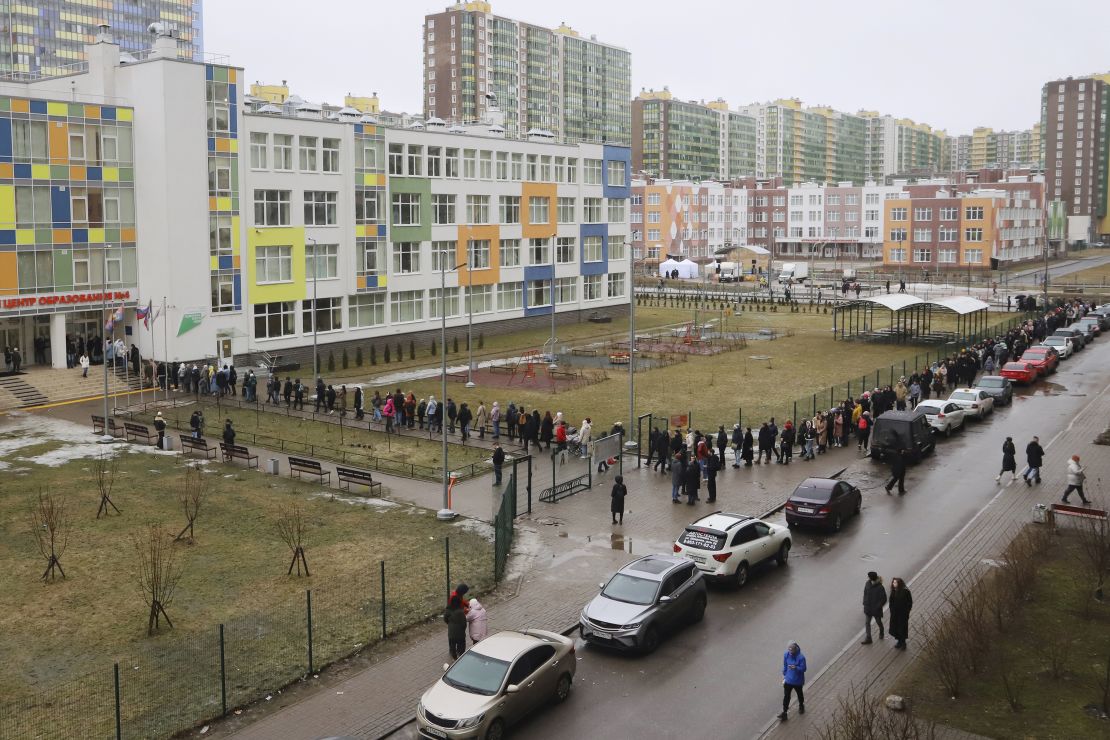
868;408;936;462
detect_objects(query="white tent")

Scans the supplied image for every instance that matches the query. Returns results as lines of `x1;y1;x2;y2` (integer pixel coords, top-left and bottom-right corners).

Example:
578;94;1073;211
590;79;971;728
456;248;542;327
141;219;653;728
659;258;699;279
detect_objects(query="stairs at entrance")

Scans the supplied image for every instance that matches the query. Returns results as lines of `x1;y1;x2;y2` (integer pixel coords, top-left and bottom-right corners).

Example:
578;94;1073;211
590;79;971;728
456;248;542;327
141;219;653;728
0;365;141;411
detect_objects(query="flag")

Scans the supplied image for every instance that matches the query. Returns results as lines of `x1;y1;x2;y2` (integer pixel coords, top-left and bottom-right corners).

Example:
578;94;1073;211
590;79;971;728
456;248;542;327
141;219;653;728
136;300;151;329
105;303;125;334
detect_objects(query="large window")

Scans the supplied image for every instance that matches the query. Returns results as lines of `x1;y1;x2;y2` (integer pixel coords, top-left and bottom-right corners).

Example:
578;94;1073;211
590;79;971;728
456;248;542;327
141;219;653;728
607;273;625;298
497;282;523;310
356;190;381;222
465;285;493;314
913;208;932;221
964;249;983;263
356;138;382;170
429;287;461;319
250;132;268;169
584;159;602;184
359;239;385;276
583;274;602;300
211;274;235;312
392;193;422;225
322;138;340;173
555;237;575;264
890;207;907;221
609;238;626;260
388;143;404;174
466;195;490;224
964;206;984;220
433;194;456;224
390;290;424;323
254;301;296;338
913;228;932;242
479;151;493;179
889;248;907;263
407;144;423;176
940;207;958;220
349;293;385;327
393;242;421;273
528;196;549;224
499;195;520;224
209;214;233;256
964;228;983;242
205;81;230;133
468;239;491;269
608;199;625;223
913;248;932;263
445;148;459;178
528;238;549;265
527;279;551;307
273;134;293;170
583;198;602;223
427;146;442;177
432;241;456;272
208;158;232;196
582;236;603;262
555;277;577;304
254;190;290;226
496;152;509;180
304;191;338;226
463;149;476;179
499;238;521;267
939;227;958;242
302;297;342;333
938;249;957;263
306;243;338;279
889;228;907;242
256;245;292;283
557;197;576;223
15;185;51;224
299;136;318;172
607;160;626;186
12;119;48;160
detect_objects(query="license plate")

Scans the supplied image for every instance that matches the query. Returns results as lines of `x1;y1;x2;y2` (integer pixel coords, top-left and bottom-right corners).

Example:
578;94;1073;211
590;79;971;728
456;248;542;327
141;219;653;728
423;727;448;739
797;507;815;514
685;553;706;564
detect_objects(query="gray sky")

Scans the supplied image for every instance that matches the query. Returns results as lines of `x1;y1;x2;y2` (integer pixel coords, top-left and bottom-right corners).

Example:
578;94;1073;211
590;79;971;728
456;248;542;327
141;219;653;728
205;0;1110;135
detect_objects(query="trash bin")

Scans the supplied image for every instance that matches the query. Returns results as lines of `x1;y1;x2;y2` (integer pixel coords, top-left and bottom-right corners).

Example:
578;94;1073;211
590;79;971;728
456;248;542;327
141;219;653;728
267;458;279;475
161;436;174;451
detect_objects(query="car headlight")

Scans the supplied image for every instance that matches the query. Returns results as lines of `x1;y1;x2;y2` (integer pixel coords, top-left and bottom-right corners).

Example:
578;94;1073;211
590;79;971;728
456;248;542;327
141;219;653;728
622;622;642;630
457;713;485;729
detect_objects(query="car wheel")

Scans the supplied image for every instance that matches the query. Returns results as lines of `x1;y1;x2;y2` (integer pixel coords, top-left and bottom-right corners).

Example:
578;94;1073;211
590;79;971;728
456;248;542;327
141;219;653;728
831;513;843;532
640;626;660;654
787;518;797;529
553;673;572;703
733;563;749;589
688;593;707;624
944;424;951;438
776;540;791;566
485;718;505;740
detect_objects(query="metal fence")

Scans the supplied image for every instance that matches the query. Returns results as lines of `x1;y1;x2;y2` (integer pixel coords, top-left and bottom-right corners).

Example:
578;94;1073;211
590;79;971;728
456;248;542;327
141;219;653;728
1;536;500;740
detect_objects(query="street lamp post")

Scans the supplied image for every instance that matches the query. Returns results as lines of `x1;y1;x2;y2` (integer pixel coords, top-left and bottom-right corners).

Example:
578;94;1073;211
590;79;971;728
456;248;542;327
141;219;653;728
307;237;319;380
98;247;114;443
548;240;557;370
628;244;635;432
438;260;468;521
465;244;475;388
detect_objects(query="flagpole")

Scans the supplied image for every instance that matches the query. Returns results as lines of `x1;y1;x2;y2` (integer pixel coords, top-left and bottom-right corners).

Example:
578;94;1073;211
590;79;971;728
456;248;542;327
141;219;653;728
162;296;168;402
98;253;112;443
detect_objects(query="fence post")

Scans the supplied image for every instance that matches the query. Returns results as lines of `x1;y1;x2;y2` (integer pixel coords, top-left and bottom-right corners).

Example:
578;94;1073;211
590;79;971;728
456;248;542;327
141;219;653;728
380;560;387;639
829;386;834;409
792;401;797;432
445;537;451;604
811;393;816;417
113;662;122;740
306;590;314;674
219;624;227;716
875;369;880;387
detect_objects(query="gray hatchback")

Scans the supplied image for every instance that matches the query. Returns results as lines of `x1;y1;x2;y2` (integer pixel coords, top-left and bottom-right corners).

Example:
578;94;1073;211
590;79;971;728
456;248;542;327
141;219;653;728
579;555;707;654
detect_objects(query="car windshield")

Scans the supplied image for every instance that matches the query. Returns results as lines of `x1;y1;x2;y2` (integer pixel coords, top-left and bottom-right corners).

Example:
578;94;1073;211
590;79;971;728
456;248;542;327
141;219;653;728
979;378;1004;388
1044;338;1064;345
950;392;975;401
919;406;939;415
1022;350;1046;357
602;573;659;605
443;651;510;696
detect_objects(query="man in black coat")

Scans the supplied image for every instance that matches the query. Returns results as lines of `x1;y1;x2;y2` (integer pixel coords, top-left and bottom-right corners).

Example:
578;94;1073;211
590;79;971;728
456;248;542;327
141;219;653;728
654;429;671;472
715;425;728;468
757;423;773;464
884;448;908;495
1024;436;1044;486
861;571;887;644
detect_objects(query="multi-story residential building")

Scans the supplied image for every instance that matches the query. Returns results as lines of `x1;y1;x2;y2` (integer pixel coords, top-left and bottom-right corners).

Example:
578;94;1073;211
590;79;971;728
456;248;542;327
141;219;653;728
774;181;905;261
1040;74;1110;242
630;180;748;264
2;29;631;369
1;1;202;78
631;89;757;181
422;1;630;145
967;125;1043;170
858;113;948;180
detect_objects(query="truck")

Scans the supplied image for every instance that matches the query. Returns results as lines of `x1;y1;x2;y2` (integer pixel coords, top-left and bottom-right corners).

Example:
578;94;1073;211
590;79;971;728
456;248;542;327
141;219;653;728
777;262;809;285
716;261;742;282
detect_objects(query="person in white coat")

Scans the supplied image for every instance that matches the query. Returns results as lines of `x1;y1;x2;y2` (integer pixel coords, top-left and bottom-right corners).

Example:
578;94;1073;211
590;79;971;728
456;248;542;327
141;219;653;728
79;353;90;378
465;597;488;643
578;418;592;458
1062;454;1091;505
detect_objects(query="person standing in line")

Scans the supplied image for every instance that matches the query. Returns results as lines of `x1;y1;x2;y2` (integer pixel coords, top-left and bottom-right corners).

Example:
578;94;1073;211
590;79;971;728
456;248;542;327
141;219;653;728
79;352;90;378
491;442;505;486
861;571;887;644
705;451;719;503
475;400;487;440
996;437;1017;483
1024;435;1044;486
465;595;488;645
153;412;167;449
382;395;395;434
731;424;743;468
742;426;755;467
670;452;685;503
354;385;364;420
610;475;627;525
683;457;701;505
578;417;593;459
554;419;569;464
457;402;473;442
293;379;304;410
1062;454;1091;505
716;425;728;468
857;411;872;452
655;428;672;472
490;401;501;439
779;421;795;464
884;448;908;495
444;592;468;661
887;577;913;650
222;419;236;446
778;641;807;721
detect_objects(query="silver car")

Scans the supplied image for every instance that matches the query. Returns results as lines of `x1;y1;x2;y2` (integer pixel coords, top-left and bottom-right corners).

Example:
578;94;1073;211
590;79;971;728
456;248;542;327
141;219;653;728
416;629;575;740
580;554;707;654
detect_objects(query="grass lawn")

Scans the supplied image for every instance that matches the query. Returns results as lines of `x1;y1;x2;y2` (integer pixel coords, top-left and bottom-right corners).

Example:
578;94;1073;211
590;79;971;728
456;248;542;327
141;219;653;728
0;415;494;739
894;532;1110;739
1056;262;1110;287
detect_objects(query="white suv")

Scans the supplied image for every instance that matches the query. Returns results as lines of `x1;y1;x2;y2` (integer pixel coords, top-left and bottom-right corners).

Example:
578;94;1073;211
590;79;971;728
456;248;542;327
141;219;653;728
672;512;790;589
947;388;994;420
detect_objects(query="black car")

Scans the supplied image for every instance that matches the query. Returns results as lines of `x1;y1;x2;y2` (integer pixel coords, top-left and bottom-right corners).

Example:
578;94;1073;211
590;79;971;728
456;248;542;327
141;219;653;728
785;478;862;532
868;408;936;462
974;375;1014;406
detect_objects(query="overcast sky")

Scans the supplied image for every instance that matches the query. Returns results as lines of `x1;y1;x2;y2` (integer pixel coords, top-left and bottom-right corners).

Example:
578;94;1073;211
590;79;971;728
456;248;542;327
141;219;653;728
205;0;1110;135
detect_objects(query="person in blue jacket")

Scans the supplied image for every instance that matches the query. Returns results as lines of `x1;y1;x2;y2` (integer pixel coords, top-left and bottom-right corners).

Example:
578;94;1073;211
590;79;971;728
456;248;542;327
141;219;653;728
779;641;807;721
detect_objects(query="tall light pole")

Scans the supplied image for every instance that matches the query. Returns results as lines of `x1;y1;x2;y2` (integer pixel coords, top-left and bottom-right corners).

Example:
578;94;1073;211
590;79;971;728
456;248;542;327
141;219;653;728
548;237;557;370
465;241;475;388
307;237;319;379
98;246;114;443
438;259;468;521
628;243;635;431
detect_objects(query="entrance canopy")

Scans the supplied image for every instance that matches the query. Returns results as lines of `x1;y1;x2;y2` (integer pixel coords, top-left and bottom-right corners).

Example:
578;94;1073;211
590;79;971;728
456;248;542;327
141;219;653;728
833;295;989;345
659;258;699;279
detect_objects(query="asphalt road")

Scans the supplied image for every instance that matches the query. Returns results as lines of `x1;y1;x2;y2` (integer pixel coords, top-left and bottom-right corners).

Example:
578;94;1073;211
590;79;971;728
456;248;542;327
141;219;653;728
393;337;1110;740
1008;254;1110;281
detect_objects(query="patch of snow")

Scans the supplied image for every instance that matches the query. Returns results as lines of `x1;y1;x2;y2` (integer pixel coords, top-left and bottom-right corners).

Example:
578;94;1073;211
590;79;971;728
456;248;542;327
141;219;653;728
453;517;495;542
0;413;178;467
308;492;398;508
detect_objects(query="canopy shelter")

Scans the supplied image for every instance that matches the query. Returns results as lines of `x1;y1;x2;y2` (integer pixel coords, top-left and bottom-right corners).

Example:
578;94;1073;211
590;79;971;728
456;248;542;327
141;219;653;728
659;257;700;279
833;295;990;345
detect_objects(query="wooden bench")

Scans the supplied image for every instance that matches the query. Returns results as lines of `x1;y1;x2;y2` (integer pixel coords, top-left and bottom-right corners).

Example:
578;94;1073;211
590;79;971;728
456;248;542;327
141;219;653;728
571;347;598;357
336;466;382;495
1049;502;1108;528
446;371;469;383
180;435;217;459
124;422;158;445
288;456;331;483
92;415;123;437
220;442;258;469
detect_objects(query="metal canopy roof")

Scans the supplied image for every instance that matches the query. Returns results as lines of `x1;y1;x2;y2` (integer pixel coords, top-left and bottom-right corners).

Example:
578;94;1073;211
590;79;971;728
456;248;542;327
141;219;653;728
837;294;989;315
928;296;990;315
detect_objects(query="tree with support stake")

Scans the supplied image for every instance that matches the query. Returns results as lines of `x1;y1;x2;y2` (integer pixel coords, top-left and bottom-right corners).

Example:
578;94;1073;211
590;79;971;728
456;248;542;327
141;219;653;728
174;465;209;543
94;453;121;519
134;524;183;635
277;503;310;576
30;490;68;582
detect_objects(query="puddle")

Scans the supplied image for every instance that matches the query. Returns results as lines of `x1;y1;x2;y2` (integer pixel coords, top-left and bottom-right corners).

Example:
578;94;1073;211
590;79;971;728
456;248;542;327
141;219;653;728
610;533;625;550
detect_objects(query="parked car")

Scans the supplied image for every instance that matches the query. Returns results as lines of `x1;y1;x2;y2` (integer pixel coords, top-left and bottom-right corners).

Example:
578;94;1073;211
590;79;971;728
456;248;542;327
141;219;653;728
1082;312;1110;331
785;478;862;532
868;408;936;462
1000;361;1038;385
1041;335;1074;359
580;555;707;653
672;512;790;589
915;399;966;436
416;629;575;740
1074;318;1102;338
947;388;995;420
1051;328;1085;351
1019;346;1059;376
974;375;1014;406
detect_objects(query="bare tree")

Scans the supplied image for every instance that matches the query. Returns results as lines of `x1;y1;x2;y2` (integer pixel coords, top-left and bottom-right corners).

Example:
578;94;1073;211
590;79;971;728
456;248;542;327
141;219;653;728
1036;631;1073;681
1073;513;1109;606
29;491;68;582
94;453;121;519
996;647;1026;712
983;571;1014;633
1093;655;1110;715
816;685;936;740
174;465;209;543
943;576;991;673
922;613;963;699
277;503;310;576
133;524;184;635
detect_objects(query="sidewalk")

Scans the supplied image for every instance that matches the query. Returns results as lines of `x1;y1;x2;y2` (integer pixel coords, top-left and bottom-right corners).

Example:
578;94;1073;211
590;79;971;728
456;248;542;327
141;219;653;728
763;374;1110;738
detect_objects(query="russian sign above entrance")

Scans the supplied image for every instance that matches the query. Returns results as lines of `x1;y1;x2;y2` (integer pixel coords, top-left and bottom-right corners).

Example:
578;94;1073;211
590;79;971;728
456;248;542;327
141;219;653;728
1;291;133;311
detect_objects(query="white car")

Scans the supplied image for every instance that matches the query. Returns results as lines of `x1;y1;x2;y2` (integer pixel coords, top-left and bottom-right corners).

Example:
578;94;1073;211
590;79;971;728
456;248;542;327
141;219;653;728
672;512;790;588
915;399;966;437
1042;335;1073;359
947;388;995;420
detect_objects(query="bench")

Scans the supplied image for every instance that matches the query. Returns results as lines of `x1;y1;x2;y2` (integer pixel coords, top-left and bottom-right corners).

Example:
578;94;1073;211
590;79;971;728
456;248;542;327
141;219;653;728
336;466;383;495
180;435;217;459
548;370;579;382
446;371;469;383
288;456;331;483
1049;502;1108;528
124;422;158;445
570;347;598;357
92;415;124;437
220;442;258;469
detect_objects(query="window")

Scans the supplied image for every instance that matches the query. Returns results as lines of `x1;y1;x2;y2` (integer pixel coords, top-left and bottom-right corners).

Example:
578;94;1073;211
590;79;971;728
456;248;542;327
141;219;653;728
864;209;879;221
557;197;576;223
528;196;549;224
360;237;385;276
889;248;907;263
465;284;493;314
273;134;293;170
306;243;338;279
499;196;520;224
607;273;625;298
211;275;235;312
582;236;603;262
73;257;90;287
939;227;958;242
356;190;381;223
250;132;268;169
889;228;907;242
584;159;603;184
555;277;577;303
349;293;386;327
392;193;422;225
511;153;523;180
254;301;296;338
827;211;840;222
789;195;803;206
433;194;456;225
965;206;984;220
608;199;625;223
913;248;931;263
430;241;456;272
566;158;577;183
407;144;423;176
846;194;859;205
463;149;476;178
393;242;420;273
12;119;48;160
555;237;575;263
302;297;342;333
864;226;879;238
528;238;550;265
499;239;520;267
479;151;493;180
607;160;626;186
497;282;523;310
964;249;983;264
426;146;441;177
964;228;983;242
206;81;230;132
388;143;404;174
322;138;340;173
444;148;459;178
299;136;318;171
890;207;907;221
71;188;88;223
356;138;382;171
647;229;660;241
527;279;551;307
647;193;660;206
913;208;932;220
496;152;509;180
827;195;840;206
864;193;880;205
609;239;626;260
209;214;233;256
938;248;957;263
304;191;338;226
940;207;958;220
254;190;291;226
208;158;232;196
466;195;490;224
256;245;292;283
390;290;424;323
583;274;602;300
468;239;491;269
428;287;461;319
913;228;932;242
583;198;602;223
